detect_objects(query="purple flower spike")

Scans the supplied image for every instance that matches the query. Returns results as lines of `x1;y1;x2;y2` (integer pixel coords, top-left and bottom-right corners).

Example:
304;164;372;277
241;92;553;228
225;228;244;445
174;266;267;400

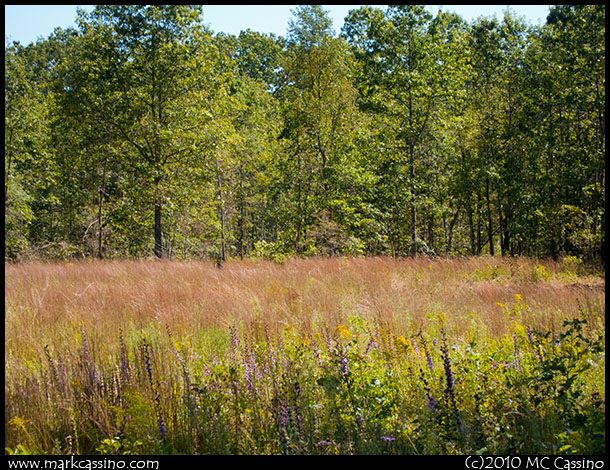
157;415;167;441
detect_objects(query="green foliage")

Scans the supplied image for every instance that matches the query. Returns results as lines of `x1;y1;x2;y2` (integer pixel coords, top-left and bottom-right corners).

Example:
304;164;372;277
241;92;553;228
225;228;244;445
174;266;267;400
3;6;605;264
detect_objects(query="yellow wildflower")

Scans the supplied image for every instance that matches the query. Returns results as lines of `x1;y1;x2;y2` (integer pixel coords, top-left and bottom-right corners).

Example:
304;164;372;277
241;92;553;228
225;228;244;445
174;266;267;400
336;324;351;340
394;335;407;350
408;339;418;358
10;416;29;433
515;293;522;303
514;323;527;340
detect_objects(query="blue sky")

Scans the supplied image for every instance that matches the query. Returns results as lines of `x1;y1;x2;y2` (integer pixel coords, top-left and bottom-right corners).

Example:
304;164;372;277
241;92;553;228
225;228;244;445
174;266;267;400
5;5;552;46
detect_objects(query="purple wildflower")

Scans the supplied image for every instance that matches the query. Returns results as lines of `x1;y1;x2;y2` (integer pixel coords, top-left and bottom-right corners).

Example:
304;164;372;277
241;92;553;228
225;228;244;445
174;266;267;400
381;436;395;442
253;357;262;382
140;338;153;388
230;326;239;349
244;362;254;392
157;415;167;441
440;325;462;433
513;333;521;369
339;350;349;378
426;391;437;412
410;338;421;358
440;334;455;389
365;334;379;354
313;347;323;366
118;328;130;379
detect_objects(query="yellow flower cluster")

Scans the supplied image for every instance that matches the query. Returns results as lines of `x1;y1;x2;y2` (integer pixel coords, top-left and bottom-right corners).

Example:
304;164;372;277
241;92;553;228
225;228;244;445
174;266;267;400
394;335;407;350
336;324;351;340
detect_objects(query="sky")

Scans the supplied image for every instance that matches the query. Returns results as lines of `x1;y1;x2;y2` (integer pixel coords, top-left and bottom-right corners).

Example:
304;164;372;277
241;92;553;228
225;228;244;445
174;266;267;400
5;5;553;47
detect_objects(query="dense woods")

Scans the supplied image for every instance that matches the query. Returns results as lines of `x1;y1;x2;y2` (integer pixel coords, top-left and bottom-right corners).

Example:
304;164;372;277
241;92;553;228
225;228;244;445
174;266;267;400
5;5;605;264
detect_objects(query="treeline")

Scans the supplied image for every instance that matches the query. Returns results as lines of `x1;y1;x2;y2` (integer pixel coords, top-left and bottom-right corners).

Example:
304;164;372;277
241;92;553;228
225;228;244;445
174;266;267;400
4;5;605;263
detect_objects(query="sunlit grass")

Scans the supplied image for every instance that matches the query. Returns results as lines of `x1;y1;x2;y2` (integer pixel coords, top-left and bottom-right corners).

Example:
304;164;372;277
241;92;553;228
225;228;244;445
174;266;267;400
4;257;605;454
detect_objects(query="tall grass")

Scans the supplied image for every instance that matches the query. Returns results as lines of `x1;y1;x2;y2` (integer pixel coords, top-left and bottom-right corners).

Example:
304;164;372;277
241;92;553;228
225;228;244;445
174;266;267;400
5;257;605;454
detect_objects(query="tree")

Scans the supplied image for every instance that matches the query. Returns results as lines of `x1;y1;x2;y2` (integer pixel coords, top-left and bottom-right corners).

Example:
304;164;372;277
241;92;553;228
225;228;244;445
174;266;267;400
525;5;605;261
344;6;468;255
72;6;227;258
275;5;364;255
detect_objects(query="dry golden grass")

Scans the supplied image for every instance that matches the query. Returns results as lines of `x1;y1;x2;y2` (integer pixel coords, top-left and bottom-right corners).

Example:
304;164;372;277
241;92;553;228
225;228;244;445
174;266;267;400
4;256;605;455
5;256;604;359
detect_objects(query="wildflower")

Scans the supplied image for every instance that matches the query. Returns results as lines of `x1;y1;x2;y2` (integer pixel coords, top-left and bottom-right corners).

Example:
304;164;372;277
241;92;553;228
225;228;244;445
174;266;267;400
417;336;434;371
409;338;420;359
171;339;187;377
253;356;262;383
418;366;437;412
157;415;167;441
514;293;522;303
440;326;462;432
365;337;378;354
539;344;546;358
244;363;253;391
139;337;154;389
230;326;239;349
512;333;521;369
119;328;130;379
394;335;407;350
381;436;396;442
336;324;351;340
440;332;455;390
426;391;437;412
313;347;323;366
339;352;349;376
525;326;535;343
496;302;505;308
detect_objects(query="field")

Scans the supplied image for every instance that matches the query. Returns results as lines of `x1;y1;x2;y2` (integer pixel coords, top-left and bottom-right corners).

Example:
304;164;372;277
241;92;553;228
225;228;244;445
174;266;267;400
4;256;605;455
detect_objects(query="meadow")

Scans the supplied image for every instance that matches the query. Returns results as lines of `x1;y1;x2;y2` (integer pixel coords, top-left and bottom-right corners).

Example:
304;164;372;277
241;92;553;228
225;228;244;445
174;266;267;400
4;256;605;455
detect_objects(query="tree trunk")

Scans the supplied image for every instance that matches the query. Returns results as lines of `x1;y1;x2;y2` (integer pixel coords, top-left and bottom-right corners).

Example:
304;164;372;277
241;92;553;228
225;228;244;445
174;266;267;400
427;214;434;252
214;154;226;264
446;205;461;254
498;201;506;257
154;202;163;259
467;200;476;255
409;142;417;254
237;166;245;260
153;175;163;259
97;185;104;259
486;177;494;256
476;192;482;255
